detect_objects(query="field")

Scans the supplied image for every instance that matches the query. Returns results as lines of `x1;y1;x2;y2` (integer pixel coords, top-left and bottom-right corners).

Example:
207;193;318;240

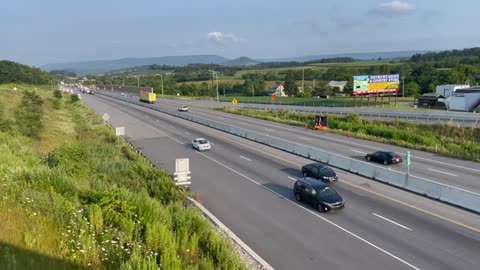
218;95;414;108
308;60;401;68
234;66;328;79
0;84;247;269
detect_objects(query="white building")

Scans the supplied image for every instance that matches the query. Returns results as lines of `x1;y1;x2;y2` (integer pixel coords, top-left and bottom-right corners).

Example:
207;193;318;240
445;87;480;112
268;84;287;97
436;84;470;98
329;81;348;92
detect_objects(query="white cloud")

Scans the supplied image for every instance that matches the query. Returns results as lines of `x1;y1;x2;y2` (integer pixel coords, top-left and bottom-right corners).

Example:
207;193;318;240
206;32;240;43
372;1;417;16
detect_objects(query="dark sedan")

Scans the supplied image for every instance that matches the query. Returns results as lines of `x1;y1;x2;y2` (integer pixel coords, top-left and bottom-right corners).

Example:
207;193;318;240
365;151;403;165
301;163;338;183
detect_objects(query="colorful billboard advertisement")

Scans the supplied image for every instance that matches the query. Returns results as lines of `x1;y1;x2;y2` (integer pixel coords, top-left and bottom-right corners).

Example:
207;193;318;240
353;74;400;95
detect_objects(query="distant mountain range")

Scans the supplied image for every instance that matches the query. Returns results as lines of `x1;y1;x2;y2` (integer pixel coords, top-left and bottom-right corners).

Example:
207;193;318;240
224;56;260;66
41;55;229;74
257;50;430;63
41;50;429;74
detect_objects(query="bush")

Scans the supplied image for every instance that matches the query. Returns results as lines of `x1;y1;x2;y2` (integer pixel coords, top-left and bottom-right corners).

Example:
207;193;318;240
15;90;44;138
53;90;62;99
51;98;61;110
70;94;80;103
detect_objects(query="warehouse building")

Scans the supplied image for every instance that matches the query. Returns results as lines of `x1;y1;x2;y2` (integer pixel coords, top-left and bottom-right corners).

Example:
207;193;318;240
446;87;480;112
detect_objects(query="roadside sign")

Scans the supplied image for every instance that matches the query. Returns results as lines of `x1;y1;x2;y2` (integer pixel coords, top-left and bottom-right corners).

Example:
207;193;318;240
232;98;238;105
115;126;125;136
174;158;191;186
271;93;276;100
102;113;110;122
406;151;411;165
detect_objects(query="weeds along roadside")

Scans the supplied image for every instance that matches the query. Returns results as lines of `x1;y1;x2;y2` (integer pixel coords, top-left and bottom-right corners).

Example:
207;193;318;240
0;85;248;270
214;107;480;162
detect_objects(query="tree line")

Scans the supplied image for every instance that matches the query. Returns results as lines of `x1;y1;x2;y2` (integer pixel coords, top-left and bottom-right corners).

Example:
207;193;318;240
90;47;480;97
0;60;51;84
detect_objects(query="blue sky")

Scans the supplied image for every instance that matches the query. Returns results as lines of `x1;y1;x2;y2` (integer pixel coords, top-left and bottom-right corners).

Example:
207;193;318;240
1;0;479;66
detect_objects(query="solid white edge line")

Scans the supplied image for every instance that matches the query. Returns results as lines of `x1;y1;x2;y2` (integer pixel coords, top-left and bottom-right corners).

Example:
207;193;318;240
187;197;275;270
288;176;297;182
352;150;367;154
104;101;420;270
240;155;252;162
198;153;421;270
99;92;480;196
373;213;413;231
183;101;480;174
427;168;458;177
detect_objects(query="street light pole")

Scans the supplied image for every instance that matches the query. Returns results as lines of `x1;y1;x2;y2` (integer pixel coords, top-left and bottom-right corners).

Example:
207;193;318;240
160;75;164;96
402;76;405;98
137;76;140;87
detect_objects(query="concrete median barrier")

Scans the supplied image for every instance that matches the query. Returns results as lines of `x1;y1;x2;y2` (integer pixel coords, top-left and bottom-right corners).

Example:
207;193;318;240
96;91;480;213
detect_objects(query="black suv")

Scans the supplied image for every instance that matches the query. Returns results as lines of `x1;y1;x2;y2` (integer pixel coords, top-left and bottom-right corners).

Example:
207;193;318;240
293;177;345;212
301;163;338;183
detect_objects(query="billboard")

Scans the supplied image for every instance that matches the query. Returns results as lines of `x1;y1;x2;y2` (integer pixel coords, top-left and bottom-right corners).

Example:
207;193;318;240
353;74;400;95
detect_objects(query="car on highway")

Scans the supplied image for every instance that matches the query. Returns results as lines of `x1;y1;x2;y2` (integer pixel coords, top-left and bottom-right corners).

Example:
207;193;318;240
301;163;338;183
178;105;189;112
365;151;403;165
293;177;345;212
192;138;211;151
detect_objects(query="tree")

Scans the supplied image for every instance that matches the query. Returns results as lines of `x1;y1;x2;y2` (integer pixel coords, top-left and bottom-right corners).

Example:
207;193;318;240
405;82;421;97
312;80;332;96
284;70;297;96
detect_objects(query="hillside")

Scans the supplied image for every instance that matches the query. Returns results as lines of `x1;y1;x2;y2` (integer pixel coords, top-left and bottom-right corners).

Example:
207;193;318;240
0;84;247;269
224;57;260;66
0;60;50;84
41;55;230;74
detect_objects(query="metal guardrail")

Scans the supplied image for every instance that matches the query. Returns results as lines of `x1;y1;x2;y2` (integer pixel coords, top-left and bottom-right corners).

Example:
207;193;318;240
158;98;480;126
97;90;480;213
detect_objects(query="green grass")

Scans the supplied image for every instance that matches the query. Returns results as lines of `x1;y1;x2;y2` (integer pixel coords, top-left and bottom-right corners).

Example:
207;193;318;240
218;95;415;108
0;85;247;269
234;66;327;79
214;108;480;162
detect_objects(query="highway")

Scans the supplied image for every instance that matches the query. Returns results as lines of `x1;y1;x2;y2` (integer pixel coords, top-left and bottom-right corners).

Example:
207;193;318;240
141;98;480;126
80;92;480;270
145;97;480;196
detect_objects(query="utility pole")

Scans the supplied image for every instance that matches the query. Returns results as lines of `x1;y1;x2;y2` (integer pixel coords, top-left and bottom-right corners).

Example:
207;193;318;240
122;77;125;86
137;76;140;87
302;65;305;93
160;74;164;96
402;76;405;98
209;70;219;102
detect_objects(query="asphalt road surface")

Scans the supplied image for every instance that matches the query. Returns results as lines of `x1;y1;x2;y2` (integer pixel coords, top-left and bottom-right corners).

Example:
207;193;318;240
79;92;480;270
150;97;480;196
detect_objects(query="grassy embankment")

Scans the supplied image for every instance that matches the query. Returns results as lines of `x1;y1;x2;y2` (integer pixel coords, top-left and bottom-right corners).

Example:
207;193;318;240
214;107;480;162
0;84;247;269
217;96;414;108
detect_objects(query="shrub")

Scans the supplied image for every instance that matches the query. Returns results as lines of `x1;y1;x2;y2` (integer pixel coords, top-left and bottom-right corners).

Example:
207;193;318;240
51;98;61;110
15;90;44;138
53;90;62;99
70;94;80;103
